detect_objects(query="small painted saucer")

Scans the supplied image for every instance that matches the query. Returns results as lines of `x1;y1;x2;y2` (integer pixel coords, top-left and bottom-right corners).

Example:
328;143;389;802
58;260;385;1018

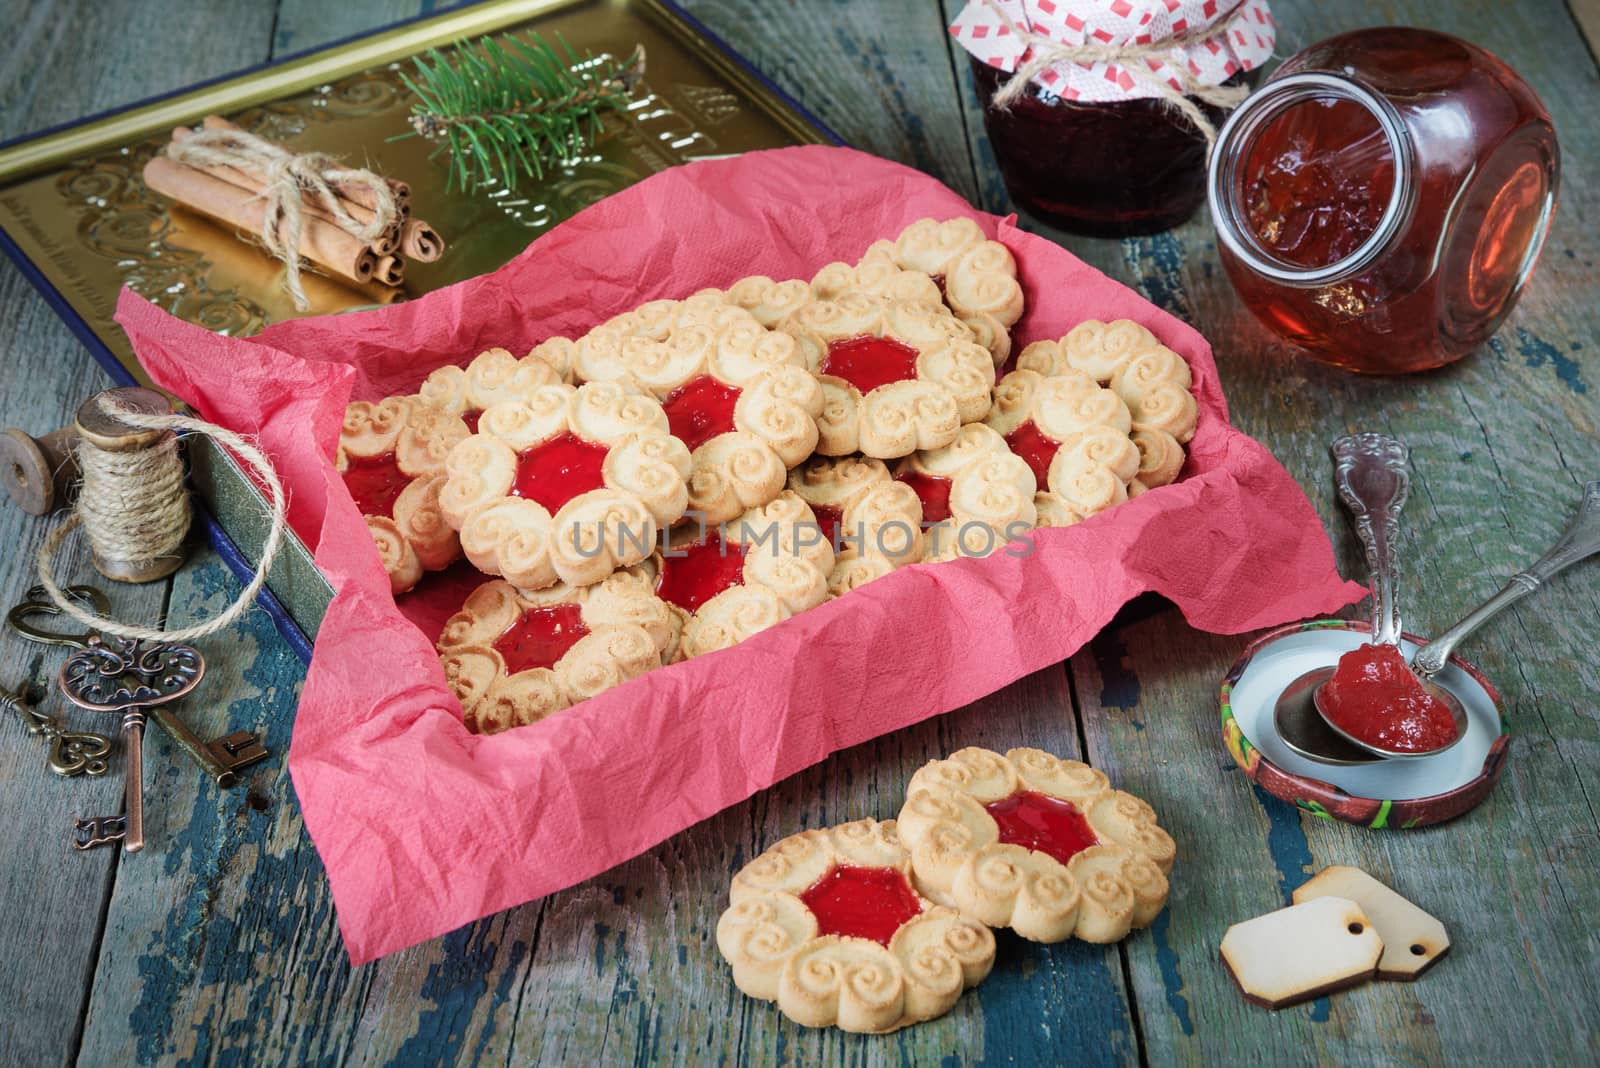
1220;620;1510;829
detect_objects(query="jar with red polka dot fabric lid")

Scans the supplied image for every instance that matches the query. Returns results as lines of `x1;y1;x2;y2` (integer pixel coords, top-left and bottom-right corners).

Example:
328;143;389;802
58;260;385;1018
949;0;1275;236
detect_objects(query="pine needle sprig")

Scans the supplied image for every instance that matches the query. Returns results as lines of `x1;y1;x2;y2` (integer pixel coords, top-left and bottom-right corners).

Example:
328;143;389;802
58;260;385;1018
401;34;645;193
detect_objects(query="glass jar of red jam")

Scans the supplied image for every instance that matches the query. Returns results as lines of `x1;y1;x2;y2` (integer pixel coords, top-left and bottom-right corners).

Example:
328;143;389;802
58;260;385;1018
973;58;1257;237
1208;27;1559;374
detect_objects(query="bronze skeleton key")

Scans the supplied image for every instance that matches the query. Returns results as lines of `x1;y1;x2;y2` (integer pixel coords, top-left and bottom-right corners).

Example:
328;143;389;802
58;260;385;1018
9;585;269;787
0;685;112;777
60;637;206;853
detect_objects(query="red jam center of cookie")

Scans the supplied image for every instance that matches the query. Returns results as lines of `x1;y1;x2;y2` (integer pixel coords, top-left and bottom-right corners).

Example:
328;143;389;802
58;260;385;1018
513;432;610;513
809;502;844;544
896;470;953;524
343;452;409;519
984;791;1098;867
1004;421;1060;487
1320;643;1459;753
799;865;923;946
655;531;747;613
493;603;591;675
822;336;920;395
462;409;482;434
662;375;742;452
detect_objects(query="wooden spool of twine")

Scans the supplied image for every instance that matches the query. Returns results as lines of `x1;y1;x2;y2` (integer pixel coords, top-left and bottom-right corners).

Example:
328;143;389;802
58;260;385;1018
36;388;288;643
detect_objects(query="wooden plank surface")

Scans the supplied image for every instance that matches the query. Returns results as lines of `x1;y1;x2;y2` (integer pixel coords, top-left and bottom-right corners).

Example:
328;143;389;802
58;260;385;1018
1038;1;1600;1064
0;3;276;1065
0;0;1595;1065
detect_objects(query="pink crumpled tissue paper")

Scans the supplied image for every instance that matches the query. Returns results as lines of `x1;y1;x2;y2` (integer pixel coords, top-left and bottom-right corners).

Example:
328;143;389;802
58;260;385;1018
118;145;1363;964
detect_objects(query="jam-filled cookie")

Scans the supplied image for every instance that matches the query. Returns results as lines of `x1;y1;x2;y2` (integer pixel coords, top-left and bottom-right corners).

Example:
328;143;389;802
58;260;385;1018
717;818;996;1033
439;381;691;591
653;491;835;660
896;424;1036;563
437;567;675;734
787;456;925;583
1013;318;1197;503
565;295;825;525
855;217;1025;369
985;364;1143;528
338;395;470;594
896;747;1174;944
417;346;571;430
781;293;995;460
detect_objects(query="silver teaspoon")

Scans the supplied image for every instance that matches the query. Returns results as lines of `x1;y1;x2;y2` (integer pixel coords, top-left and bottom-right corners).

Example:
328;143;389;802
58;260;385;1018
1411;480;1600;678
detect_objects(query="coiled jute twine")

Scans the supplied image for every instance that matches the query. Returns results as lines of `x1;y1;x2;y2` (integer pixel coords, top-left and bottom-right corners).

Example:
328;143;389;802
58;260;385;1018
980;0;1252;152
36;393;287;643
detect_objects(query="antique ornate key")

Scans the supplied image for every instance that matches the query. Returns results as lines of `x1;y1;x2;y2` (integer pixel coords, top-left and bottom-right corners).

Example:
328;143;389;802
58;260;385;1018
0;684;111;777
60;637;204;852
10;585;269;788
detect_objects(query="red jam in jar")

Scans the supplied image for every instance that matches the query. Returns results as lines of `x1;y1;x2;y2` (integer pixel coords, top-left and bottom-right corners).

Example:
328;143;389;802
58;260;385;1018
1210;28;1559;373
972;58;1256;237
1319;643;1459;754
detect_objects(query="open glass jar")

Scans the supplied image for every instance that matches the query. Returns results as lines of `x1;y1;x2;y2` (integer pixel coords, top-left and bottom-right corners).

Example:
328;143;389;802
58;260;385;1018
1209;28;1559;374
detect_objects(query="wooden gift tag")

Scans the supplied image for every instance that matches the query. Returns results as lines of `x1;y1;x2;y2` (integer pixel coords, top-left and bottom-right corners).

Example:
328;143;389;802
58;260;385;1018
1220;896;1383;1009
1293;866;1450;980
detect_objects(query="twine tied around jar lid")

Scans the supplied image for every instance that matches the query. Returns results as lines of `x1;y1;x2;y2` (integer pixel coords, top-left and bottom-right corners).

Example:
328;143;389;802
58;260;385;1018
979;0;1252;151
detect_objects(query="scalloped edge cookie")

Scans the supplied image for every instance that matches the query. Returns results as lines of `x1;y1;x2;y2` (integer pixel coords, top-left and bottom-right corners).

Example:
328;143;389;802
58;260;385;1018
564;293;824;524
898;423;1037;564
857;217;1025;369
653;491;837;660
337;395;470;594
787;456;924;592
439;380;692;590
718;818;996;1033
781;292;995;460
436;566;674;734
985;366;1145;526
1013;318;1197;516
896;746;1174;944
418;346;571;422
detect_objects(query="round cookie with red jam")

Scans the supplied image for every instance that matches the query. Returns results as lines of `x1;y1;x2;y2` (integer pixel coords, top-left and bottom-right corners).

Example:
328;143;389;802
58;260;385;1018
418;346;570;432
787;455;925;589
436;567;675;734
566;294;824;525
717;818;996;1034
338;395;470;594
781;293;995;460
1014;318;1197;499
654;491;835;660
897;747;1175;944
854;217;1025;369
985;364;1143;528
896;424;1036;564
440;381;691;591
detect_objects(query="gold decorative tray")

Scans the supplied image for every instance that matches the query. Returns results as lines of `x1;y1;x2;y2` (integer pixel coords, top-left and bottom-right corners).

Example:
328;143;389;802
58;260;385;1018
0;0;834;652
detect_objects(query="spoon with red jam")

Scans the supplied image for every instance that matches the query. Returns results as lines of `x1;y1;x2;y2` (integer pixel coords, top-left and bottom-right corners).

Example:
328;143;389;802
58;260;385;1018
1279;475;1600;765
1274;434;1466;763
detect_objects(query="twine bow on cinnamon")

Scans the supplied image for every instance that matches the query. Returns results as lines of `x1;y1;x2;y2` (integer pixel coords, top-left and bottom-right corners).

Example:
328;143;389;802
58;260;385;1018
166;126;400;310
980;0;1252;151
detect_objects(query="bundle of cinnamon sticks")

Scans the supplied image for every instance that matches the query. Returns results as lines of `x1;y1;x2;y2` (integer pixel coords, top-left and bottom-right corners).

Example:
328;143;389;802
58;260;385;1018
142;115;444;294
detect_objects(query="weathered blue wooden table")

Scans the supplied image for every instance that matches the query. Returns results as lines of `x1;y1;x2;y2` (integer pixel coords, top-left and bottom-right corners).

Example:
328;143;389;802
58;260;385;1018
0;1;1596;1064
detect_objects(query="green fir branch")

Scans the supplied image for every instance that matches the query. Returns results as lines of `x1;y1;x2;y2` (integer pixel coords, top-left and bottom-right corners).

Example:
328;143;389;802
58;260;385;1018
401;34;645;193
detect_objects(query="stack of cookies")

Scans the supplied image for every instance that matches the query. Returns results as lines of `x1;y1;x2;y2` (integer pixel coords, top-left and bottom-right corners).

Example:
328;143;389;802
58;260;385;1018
335;218;1200;734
